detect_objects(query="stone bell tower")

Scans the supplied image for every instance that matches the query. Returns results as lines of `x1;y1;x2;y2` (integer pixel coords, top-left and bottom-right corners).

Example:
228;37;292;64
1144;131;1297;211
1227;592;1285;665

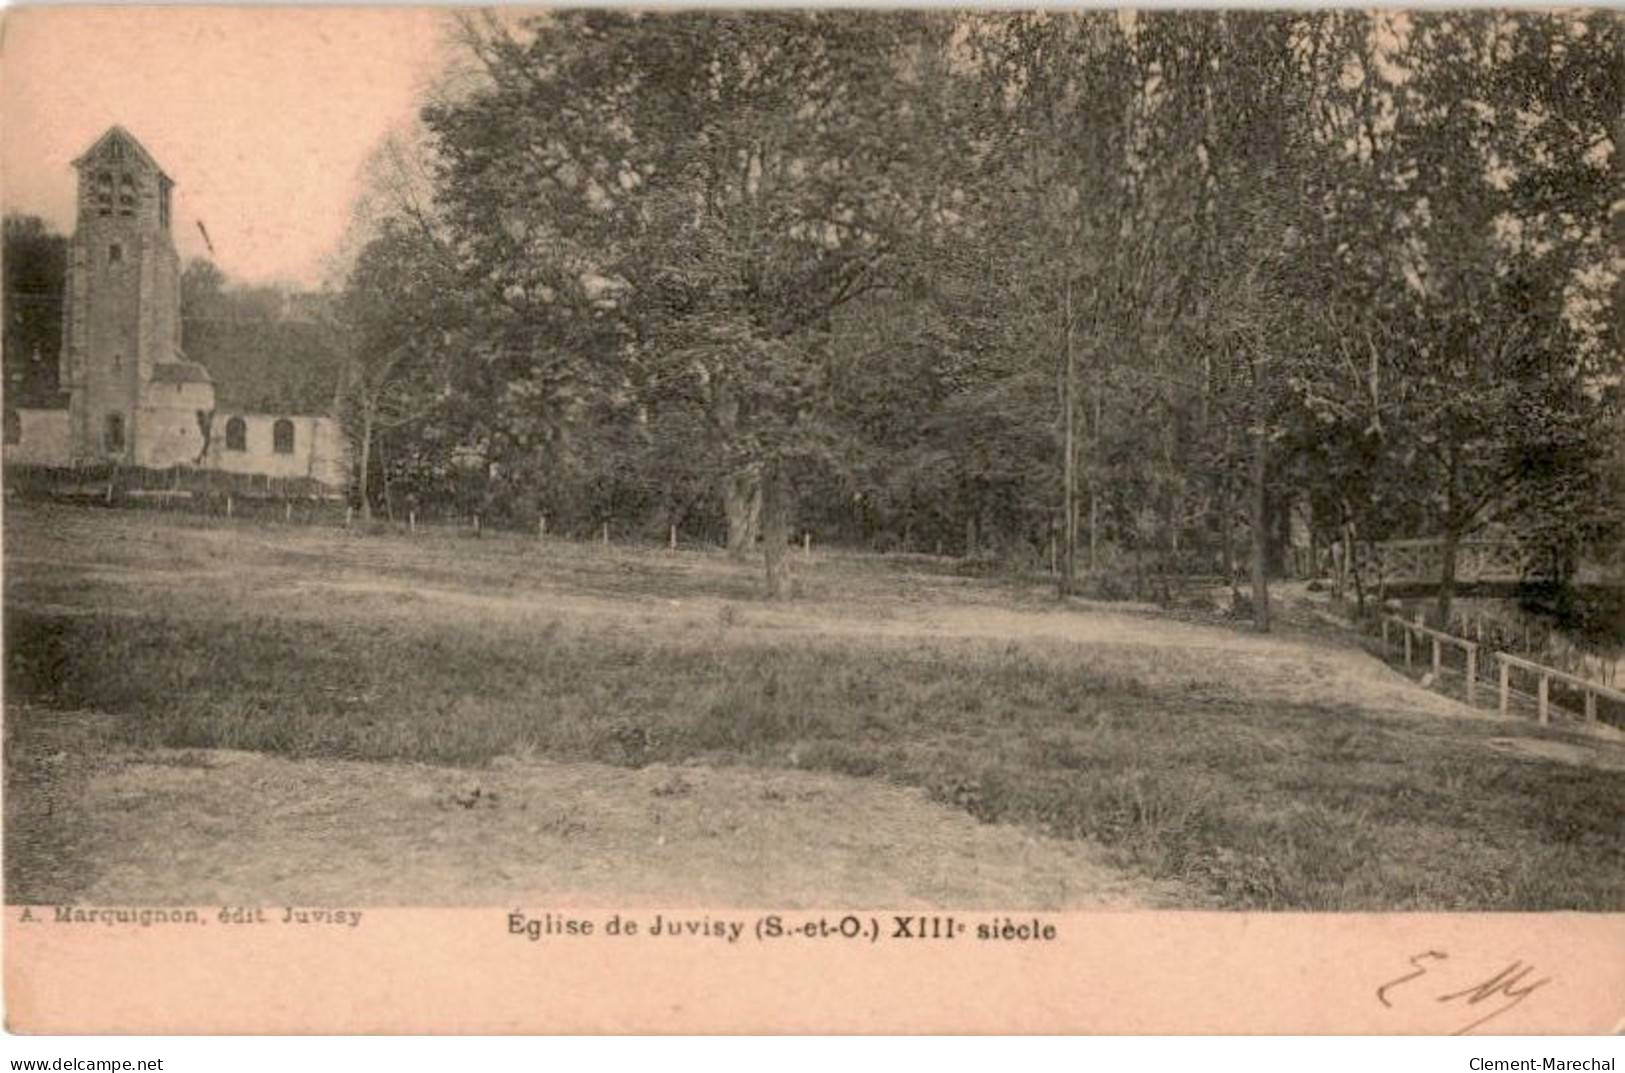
59;126;191;464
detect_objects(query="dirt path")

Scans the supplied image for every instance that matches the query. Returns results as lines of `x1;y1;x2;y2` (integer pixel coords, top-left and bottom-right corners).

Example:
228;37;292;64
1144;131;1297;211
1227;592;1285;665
9;717;1189;908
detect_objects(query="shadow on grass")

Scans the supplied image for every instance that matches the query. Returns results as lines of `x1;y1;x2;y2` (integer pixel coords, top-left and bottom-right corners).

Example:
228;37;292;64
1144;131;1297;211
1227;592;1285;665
6;605;1623;911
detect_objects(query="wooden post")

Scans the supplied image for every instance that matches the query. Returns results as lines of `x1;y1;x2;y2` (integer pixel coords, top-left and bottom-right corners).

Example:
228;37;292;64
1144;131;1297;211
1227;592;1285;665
345;505;353;529
1049;535;1056;576
1431;636;1441;679
1465;645;1477;706
602;521;610;546
804;531;811;560
226;494;233;519
1381;618;1390;653
1537;673;1549;725
285;500;292;524
1584;689;1597;723
1404;623;1412;668
539;515;547;541
409;510;416;534
474;513;482;537
670;524;677;551
1499;657;1510;715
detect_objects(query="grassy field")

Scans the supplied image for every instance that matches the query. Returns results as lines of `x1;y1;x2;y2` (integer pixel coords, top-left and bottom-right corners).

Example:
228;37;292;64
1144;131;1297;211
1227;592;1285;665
5;502;1622;910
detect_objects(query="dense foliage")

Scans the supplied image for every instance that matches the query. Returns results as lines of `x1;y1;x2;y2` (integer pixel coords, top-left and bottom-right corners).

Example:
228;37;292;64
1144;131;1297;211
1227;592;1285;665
379;11;1619;612
3;215;69;407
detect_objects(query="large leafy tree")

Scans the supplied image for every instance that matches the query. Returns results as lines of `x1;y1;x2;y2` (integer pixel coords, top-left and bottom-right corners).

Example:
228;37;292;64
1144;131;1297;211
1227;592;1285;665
426;11;950;594
335;219;467;521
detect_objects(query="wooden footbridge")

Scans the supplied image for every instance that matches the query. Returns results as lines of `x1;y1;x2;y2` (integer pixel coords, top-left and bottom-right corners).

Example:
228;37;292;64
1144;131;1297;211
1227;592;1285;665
1344;537;1624;596
1345;538;1566;597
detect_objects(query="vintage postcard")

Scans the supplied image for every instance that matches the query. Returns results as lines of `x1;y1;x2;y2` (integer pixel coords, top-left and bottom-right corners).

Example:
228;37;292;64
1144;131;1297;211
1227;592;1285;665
2;5;1622;1035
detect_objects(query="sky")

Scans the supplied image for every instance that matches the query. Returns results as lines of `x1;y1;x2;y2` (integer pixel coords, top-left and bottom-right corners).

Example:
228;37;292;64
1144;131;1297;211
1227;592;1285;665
3;6;452;288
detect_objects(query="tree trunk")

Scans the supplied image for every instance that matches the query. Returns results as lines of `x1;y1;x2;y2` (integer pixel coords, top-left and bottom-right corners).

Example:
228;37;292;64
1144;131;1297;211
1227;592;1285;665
722;466;761;558
761;461;791;600
1089;387;1102;573
1349;534;1368;618
1163;480;1179;605
1270;490;1293;580
1218;422;1237;595
357;399;375;524
1059;276;1077;598
1333;513;1351;603
379;427;394;522
1307;504;1319;582
1435;444;1461;628
1249;418;1271;632
1435;527;1460;630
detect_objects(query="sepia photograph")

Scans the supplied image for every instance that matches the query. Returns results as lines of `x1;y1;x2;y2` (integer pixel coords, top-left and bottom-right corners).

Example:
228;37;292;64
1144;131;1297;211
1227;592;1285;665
1;4;1622;1036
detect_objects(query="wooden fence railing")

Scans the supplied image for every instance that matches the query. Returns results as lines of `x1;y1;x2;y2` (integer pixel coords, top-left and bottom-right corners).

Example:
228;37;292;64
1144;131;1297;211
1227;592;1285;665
1492;651;1625;726
1382;613;1481;705
1382;613;1623;726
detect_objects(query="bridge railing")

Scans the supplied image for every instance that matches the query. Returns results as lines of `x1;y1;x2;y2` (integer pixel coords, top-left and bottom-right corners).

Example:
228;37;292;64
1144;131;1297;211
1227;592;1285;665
1357;538;1548;588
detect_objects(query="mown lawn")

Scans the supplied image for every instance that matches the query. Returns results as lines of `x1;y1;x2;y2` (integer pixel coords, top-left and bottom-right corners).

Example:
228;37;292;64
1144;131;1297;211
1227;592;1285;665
7;521;1621;911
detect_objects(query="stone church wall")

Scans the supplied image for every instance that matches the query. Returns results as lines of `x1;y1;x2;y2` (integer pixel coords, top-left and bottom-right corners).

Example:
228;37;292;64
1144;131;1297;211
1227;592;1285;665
208;412;347;487
3;408;72;467
137;380;216;469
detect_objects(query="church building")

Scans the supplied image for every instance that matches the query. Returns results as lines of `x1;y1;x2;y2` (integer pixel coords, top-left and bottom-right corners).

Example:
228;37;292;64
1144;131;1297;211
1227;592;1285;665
4;126;348;491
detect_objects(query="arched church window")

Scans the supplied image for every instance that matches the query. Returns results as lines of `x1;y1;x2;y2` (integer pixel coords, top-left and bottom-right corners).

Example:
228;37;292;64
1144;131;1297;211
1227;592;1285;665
4;409;20;446
118;174;137;216
104;413;124;454
225;417;247;452
94;172;114;216
273;418;295;455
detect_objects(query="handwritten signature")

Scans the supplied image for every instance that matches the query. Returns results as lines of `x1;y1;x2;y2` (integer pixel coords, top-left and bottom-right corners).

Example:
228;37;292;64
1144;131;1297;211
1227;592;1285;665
1377;950;1552;1035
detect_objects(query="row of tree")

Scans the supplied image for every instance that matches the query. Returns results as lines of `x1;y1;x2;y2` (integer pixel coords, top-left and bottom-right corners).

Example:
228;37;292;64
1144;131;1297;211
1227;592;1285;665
331;10;1618;623
9;11;1620;626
